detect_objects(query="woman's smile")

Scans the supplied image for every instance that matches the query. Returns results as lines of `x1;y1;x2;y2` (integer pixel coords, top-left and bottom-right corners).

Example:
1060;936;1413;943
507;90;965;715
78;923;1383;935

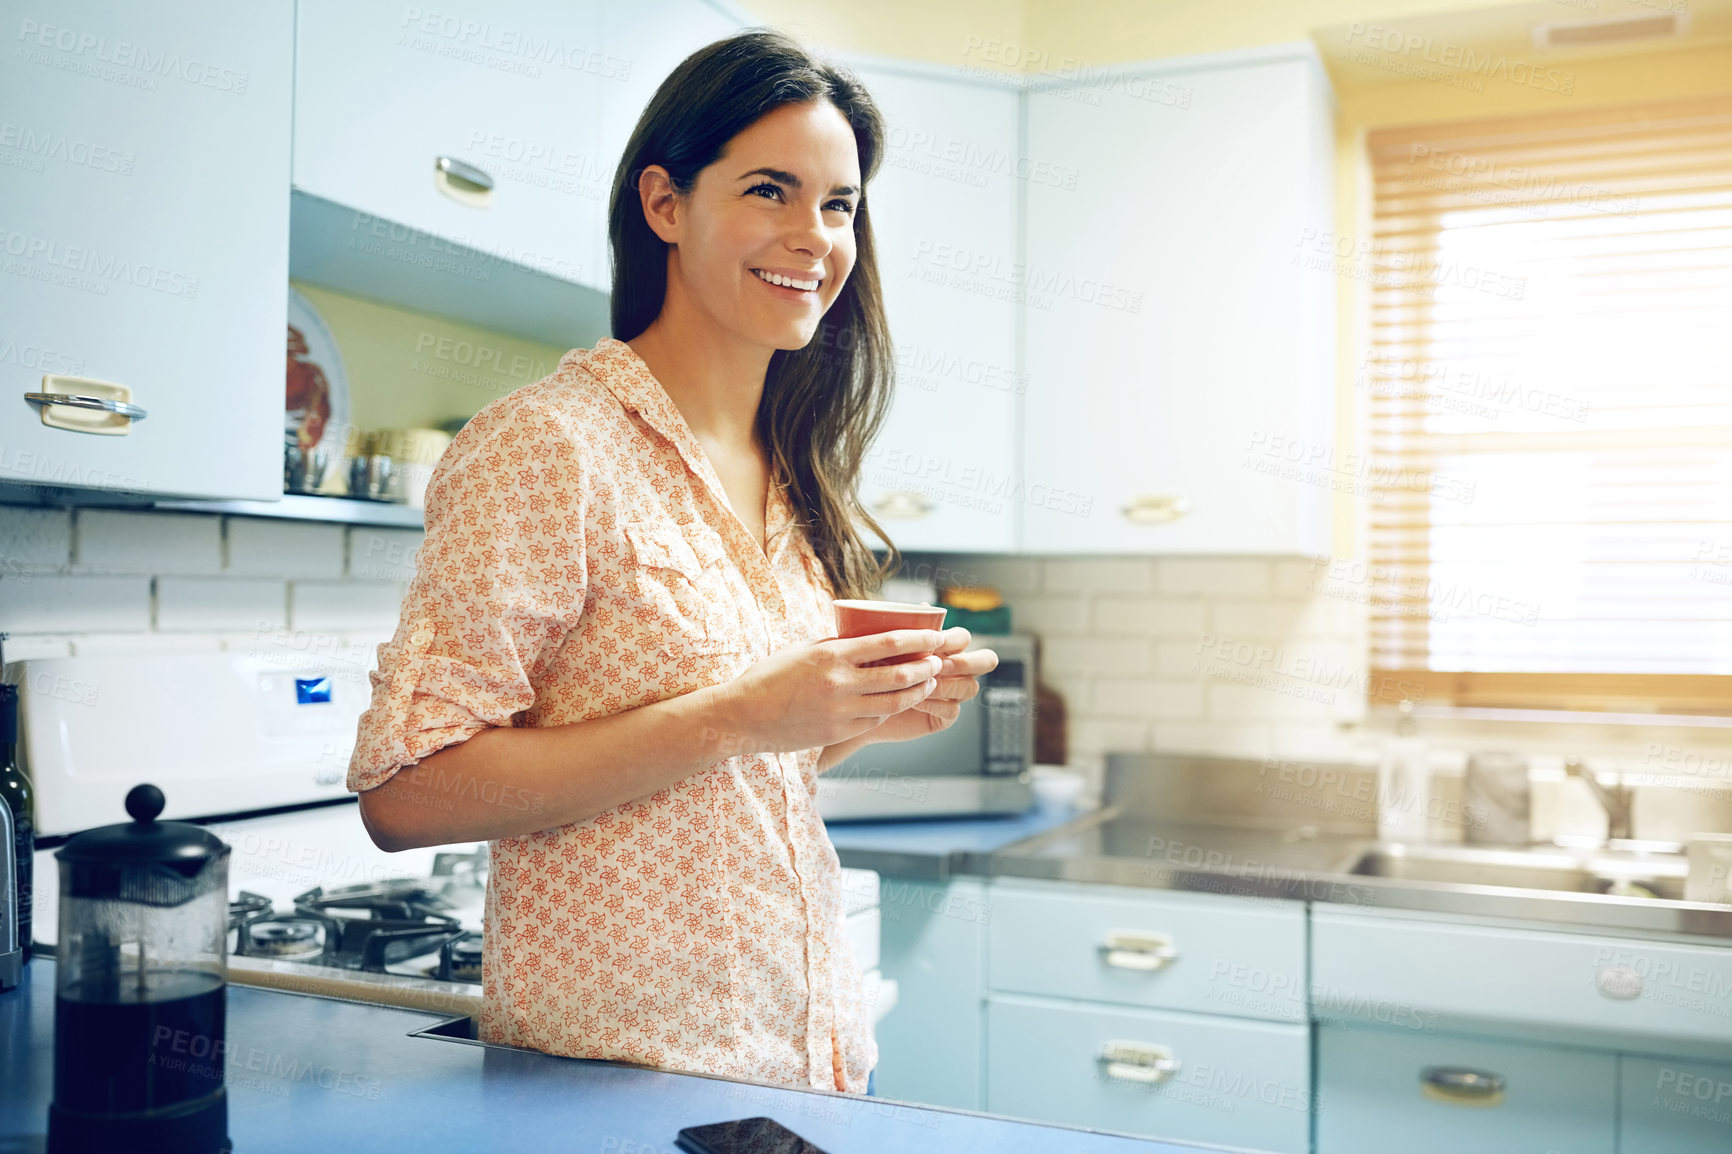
751;266;824;297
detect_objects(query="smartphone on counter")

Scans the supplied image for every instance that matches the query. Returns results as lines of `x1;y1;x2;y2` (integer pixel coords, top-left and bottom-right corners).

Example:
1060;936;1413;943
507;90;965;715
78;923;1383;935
675;1116;832;1154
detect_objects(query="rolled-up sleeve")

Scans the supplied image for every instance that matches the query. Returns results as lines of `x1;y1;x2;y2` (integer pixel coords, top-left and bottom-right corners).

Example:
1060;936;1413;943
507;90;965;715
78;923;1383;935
347;395;589;793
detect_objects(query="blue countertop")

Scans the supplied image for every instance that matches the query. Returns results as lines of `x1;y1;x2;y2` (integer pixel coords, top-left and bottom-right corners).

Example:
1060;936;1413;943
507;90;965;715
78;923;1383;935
1;959;1220;1153
825;802;1091;878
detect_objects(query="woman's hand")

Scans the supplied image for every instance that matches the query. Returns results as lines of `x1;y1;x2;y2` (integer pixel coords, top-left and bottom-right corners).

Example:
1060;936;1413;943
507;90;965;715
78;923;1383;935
865;626;998;745
718;629;948;757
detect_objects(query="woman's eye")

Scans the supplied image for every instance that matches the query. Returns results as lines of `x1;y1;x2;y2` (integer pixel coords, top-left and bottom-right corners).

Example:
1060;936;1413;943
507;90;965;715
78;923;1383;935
747;182;783;201
827;200;857;215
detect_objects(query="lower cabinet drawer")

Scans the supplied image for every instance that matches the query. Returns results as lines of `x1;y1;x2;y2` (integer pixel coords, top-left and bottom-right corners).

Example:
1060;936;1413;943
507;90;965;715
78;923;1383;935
1315;1024;1616;1154
985;994;1310;1154
1620;1054;1732;1154
989;879;1307;1022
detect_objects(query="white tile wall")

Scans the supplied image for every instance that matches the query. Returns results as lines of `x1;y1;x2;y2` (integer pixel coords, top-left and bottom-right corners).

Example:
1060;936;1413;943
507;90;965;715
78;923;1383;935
290;581;407;632
157;577;287;632
922;553;1732;804
227;519;346;579
74;510;223;575
0;508;423;667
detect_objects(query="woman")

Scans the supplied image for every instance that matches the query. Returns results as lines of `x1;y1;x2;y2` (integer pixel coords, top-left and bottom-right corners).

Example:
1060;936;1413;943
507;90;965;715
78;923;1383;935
347;29;997;1098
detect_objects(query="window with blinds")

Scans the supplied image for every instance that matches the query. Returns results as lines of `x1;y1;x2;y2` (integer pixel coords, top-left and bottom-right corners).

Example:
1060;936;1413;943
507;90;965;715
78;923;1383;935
1363;95;1732;713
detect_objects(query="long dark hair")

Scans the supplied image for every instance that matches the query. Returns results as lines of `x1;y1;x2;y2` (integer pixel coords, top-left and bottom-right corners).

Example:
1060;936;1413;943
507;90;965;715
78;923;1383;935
608;28;899;602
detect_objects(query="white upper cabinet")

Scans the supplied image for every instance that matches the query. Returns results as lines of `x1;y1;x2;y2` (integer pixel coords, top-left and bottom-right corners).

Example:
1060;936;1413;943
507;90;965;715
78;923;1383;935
847;65;1021;555
1021;48;1337;555
597;0;743;280
293;0;609;292
0;0;292;501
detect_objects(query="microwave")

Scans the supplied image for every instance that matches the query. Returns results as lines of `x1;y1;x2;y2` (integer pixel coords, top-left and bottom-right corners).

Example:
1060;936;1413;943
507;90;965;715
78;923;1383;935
816;633;1036;821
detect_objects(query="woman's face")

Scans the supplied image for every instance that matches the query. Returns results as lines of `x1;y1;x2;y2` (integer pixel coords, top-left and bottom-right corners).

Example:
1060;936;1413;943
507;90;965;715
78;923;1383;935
663;100;863;352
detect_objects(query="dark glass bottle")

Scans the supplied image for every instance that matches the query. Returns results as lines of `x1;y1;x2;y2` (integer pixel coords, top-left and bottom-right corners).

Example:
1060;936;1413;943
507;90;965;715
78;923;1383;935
0;678;28;963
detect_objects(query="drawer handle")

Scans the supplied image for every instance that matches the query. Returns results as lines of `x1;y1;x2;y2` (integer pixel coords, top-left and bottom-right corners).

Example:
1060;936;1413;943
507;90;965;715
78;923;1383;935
869;490;935;519
1121;493;1189;524
1100;1040;1180;1085
1420;1066;1506;1107
434;156;495;207
1101;929;1177;971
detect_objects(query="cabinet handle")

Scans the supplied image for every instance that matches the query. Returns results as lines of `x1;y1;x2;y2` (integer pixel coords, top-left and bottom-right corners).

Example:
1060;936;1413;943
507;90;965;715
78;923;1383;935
434;156;495;206
1100;929;1177;971
1121;493;1189;524
1100;1040;1180;1084
869;490;935;519
1420;1066;1505;1107
25;391;148;420
27;375;146;436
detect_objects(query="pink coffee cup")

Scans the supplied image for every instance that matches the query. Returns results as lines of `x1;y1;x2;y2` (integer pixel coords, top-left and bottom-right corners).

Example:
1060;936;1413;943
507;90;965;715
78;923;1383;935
833;598;948;667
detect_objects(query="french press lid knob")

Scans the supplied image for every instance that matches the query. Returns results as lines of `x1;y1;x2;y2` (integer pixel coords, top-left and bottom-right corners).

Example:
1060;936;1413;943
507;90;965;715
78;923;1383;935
55;784;230;903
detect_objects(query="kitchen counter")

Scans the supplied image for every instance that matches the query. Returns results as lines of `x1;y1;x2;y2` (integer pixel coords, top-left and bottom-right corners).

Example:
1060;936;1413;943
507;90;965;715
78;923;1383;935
0;959;1230;1153
825;800;1091;878
828;803;1732;942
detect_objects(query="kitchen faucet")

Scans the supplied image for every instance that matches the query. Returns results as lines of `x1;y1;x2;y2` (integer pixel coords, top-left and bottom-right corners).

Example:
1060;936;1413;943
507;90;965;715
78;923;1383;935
1564;757;1633;843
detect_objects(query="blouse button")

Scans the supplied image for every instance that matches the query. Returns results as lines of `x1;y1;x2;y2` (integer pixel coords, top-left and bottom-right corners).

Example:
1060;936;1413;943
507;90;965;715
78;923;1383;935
409;629;433;646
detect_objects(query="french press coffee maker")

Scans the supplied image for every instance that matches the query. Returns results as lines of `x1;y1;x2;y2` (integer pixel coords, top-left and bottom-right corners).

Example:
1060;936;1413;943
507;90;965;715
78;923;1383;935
49;784;232;1154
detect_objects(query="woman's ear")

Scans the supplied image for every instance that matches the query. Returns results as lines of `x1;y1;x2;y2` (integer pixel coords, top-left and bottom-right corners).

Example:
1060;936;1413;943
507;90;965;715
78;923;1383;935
637;164;681;244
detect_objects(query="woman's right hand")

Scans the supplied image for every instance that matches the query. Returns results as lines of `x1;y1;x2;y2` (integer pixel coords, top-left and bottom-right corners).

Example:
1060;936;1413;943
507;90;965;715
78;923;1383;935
715;630;946;756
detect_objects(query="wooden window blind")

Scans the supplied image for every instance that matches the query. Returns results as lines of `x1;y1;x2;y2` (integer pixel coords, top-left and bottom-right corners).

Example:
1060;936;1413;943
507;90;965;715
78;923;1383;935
1364;95;1732;713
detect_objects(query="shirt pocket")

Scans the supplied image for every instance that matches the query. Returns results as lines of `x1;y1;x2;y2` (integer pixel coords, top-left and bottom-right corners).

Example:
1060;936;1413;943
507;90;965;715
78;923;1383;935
622;520;742;656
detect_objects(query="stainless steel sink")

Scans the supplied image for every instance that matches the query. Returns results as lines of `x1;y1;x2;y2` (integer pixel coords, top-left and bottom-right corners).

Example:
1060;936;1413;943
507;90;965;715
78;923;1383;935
1349;842;1688;901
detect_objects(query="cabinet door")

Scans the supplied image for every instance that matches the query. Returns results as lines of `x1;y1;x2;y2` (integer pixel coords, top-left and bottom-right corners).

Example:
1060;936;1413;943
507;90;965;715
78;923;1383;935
847;66;1021;554
872;876;990;1110
597;0;742;275
987;993;1310;1153
1621;1054;1732;1154
1022;53;1335;554
1315;1024;1615;1154
0;0;291;501
294;0;606;290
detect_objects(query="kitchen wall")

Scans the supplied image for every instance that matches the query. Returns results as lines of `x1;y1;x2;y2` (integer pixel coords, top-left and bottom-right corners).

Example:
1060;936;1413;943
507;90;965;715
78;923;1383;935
735;0;1732;816
0;503;414;672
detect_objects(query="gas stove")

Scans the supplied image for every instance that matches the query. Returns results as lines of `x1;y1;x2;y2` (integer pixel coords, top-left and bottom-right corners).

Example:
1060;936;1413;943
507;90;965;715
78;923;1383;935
229;875;484;982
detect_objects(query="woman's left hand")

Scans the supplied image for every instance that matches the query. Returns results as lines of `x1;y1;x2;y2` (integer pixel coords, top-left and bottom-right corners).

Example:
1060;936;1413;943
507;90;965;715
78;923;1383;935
866;627;998;744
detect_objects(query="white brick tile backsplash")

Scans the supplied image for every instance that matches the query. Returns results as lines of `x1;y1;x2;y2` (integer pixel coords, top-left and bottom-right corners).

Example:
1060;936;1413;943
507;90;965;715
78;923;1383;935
1207;682;1340;722
1005;594;1088;635
0;507;72;572
1273;558;1327;599
348;527;425;583
71;632;226;656
0;634;73;663
291;581;406;631
1095;597;1207;636
1156;558;1271;598
1093;678;1207;720
1069;717;1151;757
1155;641;1208;677
157;577;287;632
1150;720;1273;759
227;518;346;579
933;555;1039;596
74;510;222;575
1039;558;1157;595
0;575;151;633
1208;600;1307;638
1040;636;1153;677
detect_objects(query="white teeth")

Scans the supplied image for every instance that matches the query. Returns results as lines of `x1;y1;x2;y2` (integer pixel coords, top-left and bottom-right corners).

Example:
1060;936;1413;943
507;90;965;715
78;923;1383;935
754;269;818;291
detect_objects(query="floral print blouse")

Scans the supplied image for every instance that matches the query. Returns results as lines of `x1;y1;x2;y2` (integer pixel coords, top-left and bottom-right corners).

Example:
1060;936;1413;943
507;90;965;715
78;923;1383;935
347;336;876;1093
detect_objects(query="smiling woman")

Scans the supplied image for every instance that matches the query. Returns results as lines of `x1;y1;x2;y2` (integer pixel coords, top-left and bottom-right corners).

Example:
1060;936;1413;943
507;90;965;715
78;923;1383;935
346;28;998;1100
